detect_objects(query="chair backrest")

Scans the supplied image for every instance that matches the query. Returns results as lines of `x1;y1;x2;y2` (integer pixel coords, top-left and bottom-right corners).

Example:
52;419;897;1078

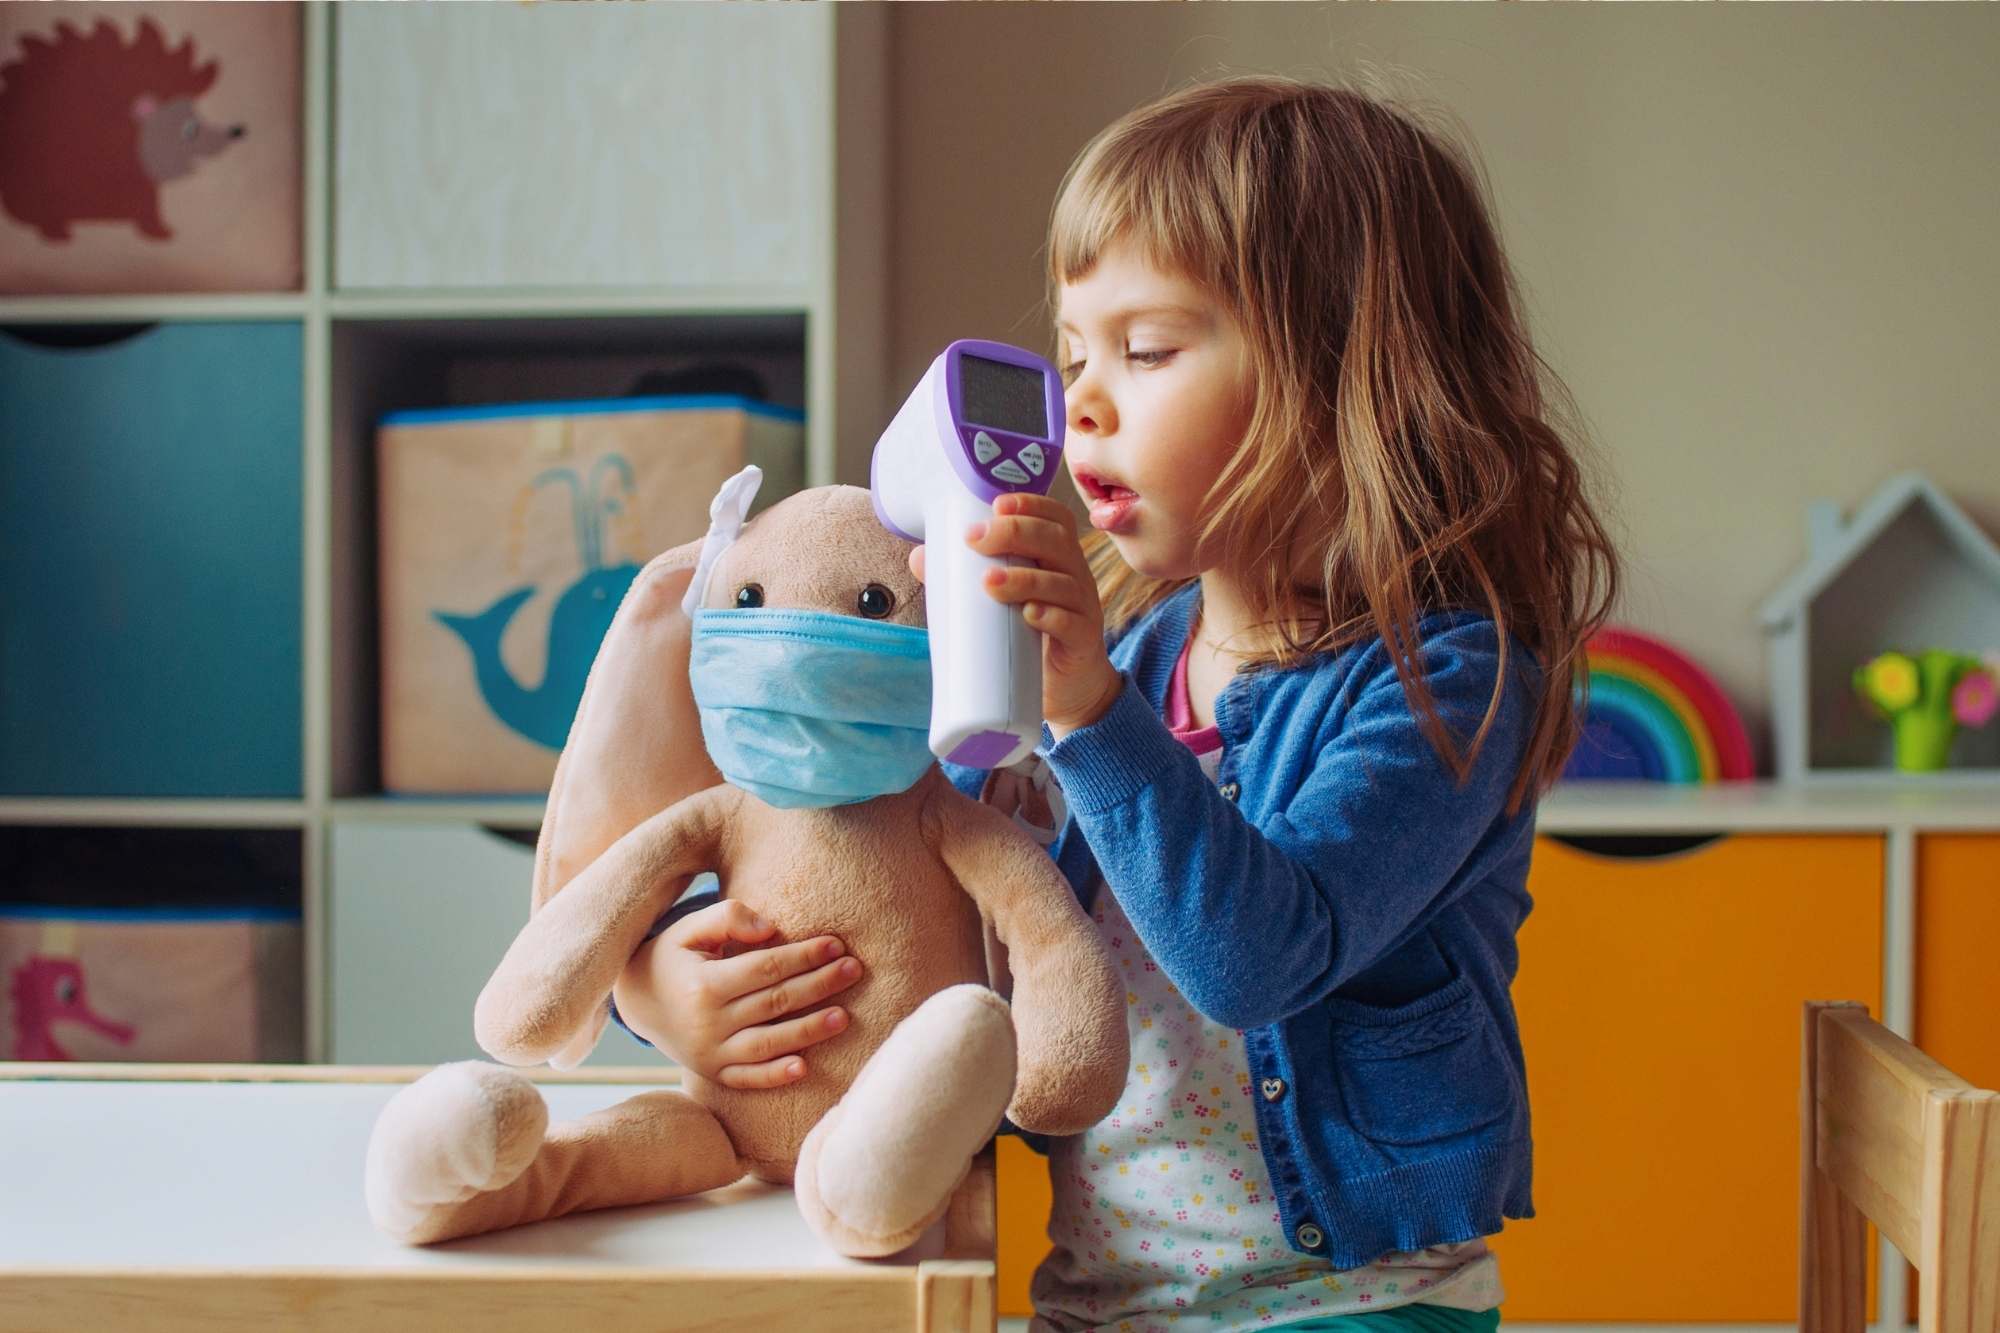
1801;1000;1999;1333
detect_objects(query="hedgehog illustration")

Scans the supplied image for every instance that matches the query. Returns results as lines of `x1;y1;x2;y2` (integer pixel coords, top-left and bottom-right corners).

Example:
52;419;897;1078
0;17;246;243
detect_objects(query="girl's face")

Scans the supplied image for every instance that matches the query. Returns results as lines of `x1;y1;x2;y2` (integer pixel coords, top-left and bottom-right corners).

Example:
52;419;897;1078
1056;238;1252;581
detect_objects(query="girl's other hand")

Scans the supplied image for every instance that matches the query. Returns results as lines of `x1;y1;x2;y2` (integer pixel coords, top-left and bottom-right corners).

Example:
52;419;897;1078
611;898;863;1089
906;492;1122;738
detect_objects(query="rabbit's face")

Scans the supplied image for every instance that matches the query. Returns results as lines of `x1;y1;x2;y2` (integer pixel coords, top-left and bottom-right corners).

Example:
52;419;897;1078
704;485;926;629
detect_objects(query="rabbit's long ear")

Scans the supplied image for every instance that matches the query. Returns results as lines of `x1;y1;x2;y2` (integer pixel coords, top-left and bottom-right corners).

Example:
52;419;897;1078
524;467;760;1069
530;538;722;919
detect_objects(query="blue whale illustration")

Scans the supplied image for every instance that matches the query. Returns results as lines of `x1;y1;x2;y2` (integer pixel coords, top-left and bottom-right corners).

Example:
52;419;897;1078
433;454;640;750
435;565;638;749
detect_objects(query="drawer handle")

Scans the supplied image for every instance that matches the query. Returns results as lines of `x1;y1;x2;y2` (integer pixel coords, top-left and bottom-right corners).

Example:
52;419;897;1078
1546;832;1727;860
1;323;158;352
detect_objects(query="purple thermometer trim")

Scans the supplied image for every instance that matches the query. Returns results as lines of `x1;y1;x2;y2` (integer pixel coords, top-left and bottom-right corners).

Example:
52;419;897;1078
947;729;1024;768
940;340;1064;507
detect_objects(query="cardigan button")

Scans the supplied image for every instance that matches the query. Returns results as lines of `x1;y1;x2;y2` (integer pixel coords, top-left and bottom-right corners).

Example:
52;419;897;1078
1296;1222;1324;1251
1219;781;1240;801
1260;1077;1286;1102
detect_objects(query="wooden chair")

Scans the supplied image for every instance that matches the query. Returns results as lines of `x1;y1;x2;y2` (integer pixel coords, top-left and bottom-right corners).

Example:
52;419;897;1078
1801;1001;1999;1333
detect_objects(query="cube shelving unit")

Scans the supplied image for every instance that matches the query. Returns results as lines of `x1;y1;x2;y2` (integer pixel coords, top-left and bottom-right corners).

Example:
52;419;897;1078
0;1;889;1063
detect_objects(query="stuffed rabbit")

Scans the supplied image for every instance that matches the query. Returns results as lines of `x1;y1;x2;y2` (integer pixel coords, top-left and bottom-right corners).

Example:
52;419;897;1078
364;469;1126;1258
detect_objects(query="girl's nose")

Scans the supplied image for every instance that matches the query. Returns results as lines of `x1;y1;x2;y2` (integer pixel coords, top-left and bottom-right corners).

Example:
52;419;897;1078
1066;373;1114;437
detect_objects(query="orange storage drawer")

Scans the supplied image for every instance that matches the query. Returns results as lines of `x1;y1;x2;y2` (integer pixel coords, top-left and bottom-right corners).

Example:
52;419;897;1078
1495;833;1882;1322
1916;834;2000;1091
1912;833;2000;1320
997;1134;1053;1317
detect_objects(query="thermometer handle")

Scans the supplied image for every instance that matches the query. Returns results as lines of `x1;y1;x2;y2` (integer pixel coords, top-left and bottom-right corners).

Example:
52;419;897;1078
929;485;1039;769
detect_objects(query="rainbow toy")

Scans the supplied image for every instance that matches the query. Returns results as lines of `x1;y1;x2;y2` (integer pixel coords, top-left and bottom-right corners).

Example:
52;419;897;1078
1563;626;1755;783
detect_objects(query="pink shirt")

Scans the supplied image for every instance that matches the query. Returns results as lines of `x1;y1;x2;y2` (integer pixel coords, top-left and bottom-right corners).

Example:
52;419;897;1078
1163;624;1224;757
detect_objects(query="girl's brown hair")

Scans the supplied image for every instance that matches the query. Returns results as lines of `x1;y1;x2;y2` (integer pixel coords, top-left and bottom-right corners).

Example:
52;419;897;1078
1050;74;1619;813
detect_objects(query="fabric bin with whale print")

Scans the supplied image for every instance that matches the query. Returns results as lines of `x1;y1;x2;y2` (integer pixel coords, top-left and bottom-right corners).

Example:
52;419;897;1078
377;395;805;794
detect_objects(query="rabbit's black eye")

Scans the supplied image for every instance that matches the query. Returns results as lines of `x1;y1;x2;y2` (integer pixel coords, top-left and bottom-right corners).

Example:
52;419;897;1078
734;584;764;609
857;584;895;619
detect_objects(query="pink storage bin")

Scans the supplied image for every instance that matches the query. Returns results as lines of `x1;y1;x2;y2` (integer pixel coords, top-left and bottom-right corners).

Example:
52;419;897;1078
1;908;301;1063
0;826;302;1063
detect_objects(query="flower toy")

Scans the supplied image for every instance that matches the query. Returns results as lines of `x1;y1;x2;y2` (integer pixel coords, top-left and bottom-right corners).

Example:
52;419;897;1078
1853;648;1998;771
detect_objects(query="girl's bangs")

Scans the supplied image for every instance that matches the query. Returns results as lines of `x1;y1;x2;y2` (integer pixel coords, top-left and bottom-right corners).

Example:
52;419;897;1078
1049;169;1126;286
1048;135;1226;293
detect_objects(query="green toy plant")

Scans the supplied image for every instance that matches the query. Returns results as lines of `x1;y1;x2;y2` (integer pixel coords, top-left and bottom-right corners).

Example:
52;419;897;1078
1853;648;1999;772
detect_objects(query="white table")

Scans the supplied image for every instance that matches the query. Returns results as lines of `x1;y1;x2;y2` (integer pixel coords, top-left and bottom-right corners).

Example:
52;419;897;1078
0;1064;995;1332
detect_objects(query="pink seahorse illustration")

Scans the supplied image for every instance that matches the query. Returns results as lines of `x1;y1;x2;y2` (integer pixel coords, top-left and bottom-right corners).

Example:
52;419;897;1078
8;949;136;1060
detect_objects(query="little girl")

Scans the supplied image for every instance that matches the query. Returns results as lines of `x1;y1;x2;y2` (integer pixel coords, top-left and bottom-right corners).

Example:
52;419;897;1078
616;75;1618;1333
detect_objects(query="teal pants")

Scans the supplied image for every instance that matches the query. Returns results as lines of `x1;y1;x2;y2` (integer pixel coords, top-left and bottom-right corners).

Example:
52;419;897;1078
1285;1304;1500;1333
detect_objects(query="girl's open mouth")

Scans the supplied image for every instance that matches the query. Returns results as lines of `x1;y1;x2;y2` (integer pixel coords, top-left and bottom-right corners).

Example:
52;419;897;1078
1077;469;1141;534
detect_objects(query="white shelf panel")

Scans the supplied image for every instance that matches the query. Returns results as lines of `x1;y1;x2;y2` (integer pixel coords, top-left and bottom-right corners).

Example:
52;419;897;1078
0;799;309;829
0;1074;889;1272
0;294;308;323
332;2;827;292
4;782;1991;836
1540;778;2000;834
327;288;812;321
331;797;546;830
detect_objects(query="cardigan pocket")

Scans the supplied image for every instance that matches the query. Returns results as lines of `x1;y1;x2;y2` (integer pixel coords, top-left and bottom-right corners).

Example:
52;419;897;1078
1326;974;1511;1147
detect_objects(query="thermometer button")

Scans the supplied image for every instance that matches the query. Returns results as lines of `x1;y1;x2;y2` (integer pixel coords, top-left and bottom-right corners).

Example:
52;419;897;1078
973;431;1002;464
1017;443;1045;476
991;458;1031;485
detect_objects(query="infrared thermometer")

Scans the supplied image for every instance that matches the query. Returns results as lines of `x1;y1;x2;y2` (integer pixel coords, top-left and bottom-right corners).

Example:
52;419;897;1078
870;339;1066;769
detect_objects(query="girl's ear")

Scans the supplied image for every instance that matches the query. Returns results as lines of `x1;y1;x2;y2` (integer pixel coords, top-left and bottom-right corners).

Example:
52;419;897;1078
530;537;722;921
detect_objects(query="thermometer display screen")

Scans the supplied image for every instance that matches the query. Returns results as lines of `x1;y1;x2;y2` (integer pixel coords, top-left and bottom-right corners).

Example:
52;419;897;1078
959;353;1049;438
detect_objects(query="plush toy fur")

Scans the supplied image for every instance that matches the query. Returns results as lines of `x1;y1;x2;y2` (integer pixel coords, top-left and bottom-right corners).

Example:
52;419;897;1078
364;484;1127;1257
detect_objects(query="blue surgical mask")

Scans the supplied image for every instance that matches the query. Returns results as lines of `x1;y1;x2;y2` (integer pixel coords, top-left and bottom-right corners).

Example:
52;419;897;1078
689;607;935;809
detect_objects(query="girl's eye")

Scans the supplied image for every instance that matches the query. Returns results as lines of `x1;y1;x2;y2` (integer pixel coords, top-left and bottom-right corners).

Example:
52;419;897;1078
733;584;764;608
1060;349;1176;384
857;583;895;619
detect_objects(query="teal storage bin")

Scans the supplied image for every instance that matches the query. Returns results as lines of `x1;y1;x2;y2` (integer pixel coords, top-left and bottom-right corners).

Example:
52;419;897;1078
0;323;302;796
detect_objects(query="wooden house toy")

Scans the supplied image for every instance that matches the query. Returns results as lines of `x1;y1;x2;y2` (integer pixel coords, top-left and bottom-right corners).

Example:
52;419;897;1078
1759;471;2000;784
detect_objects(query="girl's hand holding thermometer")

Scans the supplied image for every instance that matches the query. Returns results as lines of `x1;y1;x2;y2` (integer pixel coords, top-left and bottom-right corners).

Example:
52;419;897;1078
909;492;1122;740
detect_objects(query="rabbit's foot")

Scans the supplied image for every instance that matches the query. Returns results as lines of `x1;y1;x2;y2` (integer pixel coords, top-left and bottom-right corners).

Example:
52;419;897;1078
796;984;1017;1257
364;1060;548;1243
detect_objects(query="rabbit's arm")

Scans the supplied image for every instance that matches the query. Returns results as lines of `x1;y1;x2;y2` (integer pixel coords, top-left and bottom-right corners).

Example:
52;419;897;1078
928;787;1127;1136
475;784;740;1067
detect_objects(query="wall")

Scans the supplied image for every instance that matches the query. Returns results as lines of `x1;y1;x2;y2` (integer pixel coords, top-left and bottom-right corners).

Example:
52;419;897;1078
885;4;2000;761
